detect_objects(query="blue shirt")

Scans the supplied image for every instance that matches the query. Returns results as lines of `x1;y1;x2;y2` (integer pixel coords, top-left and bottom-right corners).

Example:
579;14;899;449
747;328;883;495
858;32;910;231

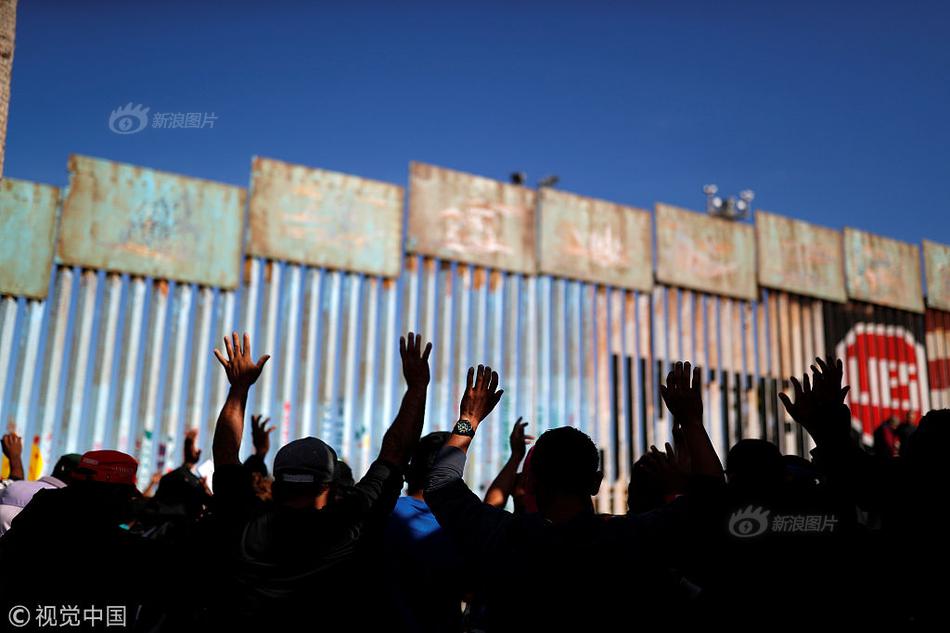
383;496;465;633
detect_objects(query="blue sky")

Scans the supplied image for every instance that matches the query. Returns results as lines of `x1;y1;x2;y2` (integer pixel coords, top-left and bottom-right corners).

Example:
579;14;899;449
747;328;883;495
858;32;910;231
6;0;950;245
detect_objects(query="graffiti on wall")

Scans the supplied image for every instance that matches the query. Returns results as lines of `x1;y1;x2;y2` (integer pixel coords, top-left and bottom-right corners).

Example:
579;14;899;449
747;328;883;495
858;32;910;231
655;203;756;300
844;228;923;314
248;157;403;277
0;178;59;298
825;301;929;443
538;188;653;291
756;210;846;303
923;240;950;312
407;162;536;273
58;155;245;288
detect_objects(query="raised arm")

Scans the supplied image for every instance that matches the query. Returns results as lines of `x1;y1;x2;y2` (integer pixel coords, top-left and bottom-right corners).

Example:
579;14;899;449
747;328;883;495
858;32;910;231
212;332;270;467
376;332;432;469
182;428;202;469
425;365;511;556
445;365;504;454
778;356;852;450
484;417;533;508
1;432;24;481
243;414;274;474
660;361;723;480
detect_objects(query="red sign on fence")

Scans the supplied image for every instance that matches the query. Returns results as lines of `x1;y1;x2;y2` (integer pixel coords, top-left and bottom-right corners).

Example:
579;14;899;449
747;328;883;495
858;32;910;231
835;323;927;441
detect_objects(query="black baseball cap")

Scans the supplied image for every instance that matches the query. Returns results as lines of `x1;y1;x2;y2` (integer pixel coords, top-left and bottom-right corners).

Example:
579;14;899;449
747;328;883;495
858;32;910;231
273;437;337;485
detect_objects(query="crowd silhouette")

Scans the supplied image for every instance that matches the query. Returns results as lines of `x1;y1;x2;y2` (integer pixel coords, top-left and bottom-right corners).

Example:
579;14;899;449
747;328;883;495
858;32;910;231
0;329;947;631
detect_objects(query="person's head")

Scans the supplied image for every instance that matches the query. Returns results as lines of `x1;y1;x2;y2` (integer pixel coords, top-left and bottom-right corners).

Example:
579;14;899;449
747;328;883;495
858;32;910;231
51;453;82;485
726;440;783;500
886;415;901;429
627;456;666;514
782;454;820;493
154;467;208;519
405;432;451;496
271;437;337;510
330;459;355;505
528;427;602;517
901;409;950;478
70;450;141;521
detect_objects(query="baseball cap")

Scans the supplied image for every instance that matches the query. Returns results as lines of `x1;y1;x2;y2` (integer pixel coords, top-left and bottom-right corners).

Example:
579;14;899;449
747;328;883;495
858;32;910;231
72;450;138;486
52;453;82;482
274;438;337;485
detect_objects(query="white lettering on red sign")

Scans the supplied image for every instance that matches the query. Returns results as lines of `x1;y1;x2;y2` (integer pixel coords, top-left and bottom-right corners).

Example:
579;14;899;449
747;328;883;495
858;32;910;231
834;322;929;442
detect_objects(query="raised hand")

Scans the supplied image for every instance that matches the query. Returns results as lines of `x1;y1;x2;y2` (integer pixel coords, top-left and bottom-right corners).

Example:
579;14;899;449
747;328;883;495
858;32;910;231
484;416;534;507
212;332;269;466
251;414;273;457
779;356;851;447
213;332;270;392
400;332;433;390
183;428;202;466
508;417;535;461
1;430;24;481
377;333;432;468
637;439;689;497
660;361;703;424
1;432;23;462
459;365;504;428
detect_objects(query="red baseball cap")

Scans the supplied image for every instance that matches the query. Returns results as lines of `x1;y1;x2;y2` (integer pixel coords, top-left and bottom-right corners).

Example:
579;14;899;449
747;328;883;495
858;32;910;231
73;450;138;487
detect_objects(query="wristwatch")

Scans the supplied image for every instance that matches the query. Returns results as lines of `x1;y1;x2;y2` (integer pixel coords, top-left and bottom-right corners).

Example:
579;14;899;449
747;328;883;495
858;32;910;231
452;418;476;437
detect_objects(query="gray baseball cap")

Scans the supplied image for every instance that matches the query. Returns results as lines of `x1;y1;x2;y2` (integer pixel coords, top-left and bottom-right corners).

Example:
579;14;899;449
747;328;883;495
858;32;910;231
273;437;337;485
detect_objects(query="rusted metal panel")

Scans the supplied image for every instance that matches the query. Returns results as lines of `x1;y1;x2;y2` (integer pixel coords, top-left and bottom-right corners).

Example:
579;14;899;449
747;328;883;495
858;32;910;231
0;178;59;299
407;162;536;274
923;240;950;312
0;0;15;178
59;155;245;289
843;228;924;313
538;188;652;291
655;203;757;301
755;210;846;303
925;308;950;408
248;157;403;277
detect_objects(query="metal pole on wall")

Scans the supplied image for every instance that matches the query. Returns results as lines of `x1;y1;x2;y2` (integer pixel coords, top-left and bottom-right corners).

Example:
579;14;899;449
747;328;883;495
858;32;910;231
0;0;16;177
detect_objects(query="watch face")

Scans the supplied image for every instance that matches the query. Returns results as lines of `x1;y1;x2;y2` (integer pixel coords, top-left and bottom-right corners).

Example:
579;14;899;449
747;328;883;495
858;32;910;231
455;420;474;435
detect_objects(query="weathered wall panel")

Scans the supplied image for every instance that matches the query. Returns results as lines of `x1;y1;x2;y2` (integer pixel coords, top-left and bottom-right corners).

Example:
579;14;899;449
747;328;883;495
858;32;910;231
407;162;536;274
925;308;950;409
248;157;403;277
755;210;846;303
655;203;757;300
844;228;924;313
538;188;652;291
0;178;59;298
58;155;245;289
923;239;950;312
